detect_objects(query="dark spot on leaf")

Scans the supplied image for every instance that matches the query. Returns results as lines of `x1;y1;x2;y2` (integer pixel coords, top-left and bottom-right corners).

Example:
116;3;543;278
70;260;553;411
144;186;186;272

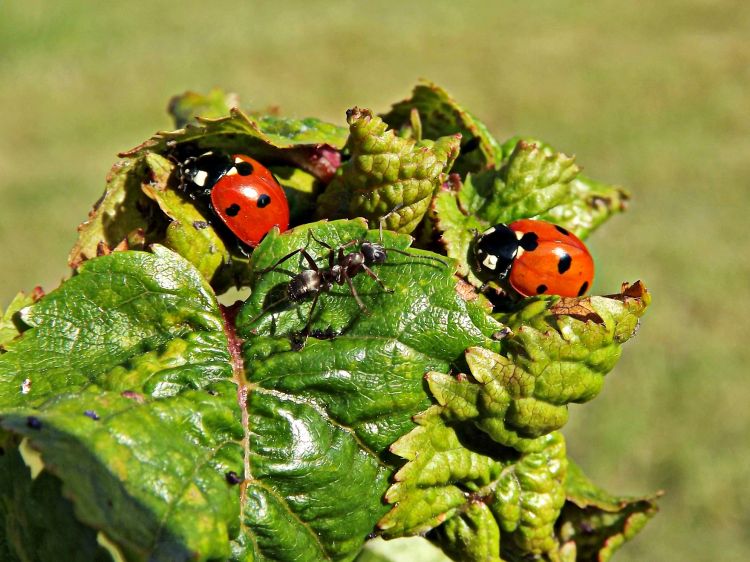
555;225;570;236
519;232;539;251
580;521;595;534
578;281;589;296
225;471;243;485
0;447;5;456
107;499;113;508
225;203;241;216
461;137;481;153
84;410;100;421
257;194;271;208
537;284;548;294
236;161;253;175
192;221;209;230
27;416;42;430
492;327;512;340
557;253;572;274
311;327;340;340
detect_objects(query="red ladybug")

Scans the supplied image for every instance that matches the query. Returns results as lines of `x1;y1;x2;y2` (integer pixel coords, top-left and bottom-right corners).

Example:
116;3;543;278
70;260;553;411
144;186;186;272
180;152;289;247
474;219;594;297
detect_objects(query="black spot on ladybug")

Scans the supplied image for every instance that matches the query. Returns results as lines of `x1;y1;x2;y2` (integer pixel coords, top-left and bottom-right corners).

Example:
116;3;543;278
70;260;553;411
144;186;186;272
192;220;209;230
257;194;271;208
225;471;243;485
84;410;100;421
225;203;241;217
555;225;570;236
578;281;589;296
236;161;253;176
519;232;539;251
536;284;548;294
557;253;572;274
462;137;481;153
26;416;42;430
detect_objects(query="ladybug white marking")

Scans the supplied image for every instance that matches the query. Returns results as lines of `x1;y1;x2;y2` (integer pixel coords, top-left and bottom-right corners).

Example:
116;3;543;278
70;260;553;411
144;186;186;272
194;170;208;187
482;254;499;270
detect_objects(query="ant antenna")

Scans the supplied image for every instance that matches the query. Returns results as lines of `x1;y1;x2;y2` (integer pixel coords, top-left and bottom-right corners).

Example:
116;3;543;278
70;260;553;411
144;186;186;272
375;204;450;268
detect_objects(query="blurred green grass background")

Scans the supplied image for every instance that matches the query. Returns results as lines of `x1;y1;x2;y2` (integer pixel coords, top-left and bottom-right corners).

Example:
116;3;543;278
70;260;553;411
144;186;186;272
1;1;749;560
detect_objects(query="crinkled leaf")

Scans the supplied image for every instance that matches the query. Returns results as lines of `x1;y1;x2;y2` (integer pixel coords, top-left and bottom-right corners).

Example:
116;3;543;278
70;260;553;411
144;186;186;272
429;501;502;562
434;141;577;282
493;431;567;558
0;247;244;561
379;408;507;538
557;462;660;562
70;152;252;294
428;282;650;452
168;89;240;128
434;139;627;283
122;107;347;182
316;108;461;233
68;157;163;269
381;408;567;560
381;81;504;175
232;219;501;559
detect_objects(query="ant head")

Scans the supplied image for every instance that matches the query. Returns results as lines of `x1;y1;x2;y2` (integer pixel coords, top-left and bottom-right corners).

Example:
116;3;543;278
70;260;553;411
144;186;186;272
361;241;387;264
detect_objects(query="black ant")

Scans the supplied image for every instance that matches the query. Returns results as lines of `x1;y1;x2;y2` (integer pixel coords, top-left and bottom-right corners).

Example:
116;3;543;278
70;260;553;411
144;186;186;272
250;224;449;346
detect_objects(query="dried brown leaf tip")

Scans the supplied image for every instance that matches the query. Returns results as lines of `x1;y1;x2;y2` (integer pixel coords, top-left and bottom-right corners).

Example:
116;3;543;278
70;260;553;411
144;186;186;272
550;297;604;324
608;279;648;301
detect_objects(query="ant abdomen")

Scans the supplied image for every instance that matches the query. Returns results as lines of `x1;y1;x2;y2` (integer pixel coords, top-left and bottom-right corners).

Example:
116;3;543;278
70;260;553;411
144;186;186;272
288;270;323;301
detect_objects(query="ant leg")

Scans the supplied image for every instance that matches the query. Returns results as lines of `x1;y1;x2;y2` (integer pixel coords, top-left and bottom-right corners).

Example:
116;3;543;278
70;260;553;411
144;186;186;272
345;275;370;314
361;265;393;293
246;295;291;330
258;247;306;274
298;291;320;341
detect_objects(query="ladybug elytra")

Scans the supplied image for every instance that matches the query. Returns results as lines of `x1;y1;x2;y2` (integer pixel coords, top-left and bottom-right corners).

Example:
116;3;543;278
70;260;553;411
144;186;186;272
179;152;290;247
474;219;594;298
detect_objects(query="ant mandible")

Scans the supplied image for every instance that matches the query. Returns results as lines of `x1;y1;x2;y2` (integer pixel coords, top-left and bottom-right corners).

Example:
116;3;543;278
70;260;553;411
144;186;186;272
252;221;448;343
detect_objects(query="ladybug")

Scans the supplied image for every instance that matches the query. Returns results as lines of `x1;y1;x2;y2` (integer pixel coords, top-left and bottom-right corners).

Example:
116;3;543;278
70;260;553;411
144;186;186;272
474;219;594;297
179;152;289;247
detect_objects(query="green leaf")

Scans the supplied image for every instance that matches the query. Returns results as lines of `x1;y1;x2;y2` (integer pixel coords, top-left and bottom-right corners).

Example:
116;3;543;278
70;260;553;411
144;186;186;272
381;407;568;560
122;107;347;182
0;289;41;349
493;431;567;558
429;502;502;562
68;157;161;269
557;462;661;562
0;247;243;561
0;432;112;561
428;282;650;452
381;81;504;175
271;165;321;224
168;89;240;128
233;219;501;559
70;152;253;294
433;139;628;284
316;108;461;233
